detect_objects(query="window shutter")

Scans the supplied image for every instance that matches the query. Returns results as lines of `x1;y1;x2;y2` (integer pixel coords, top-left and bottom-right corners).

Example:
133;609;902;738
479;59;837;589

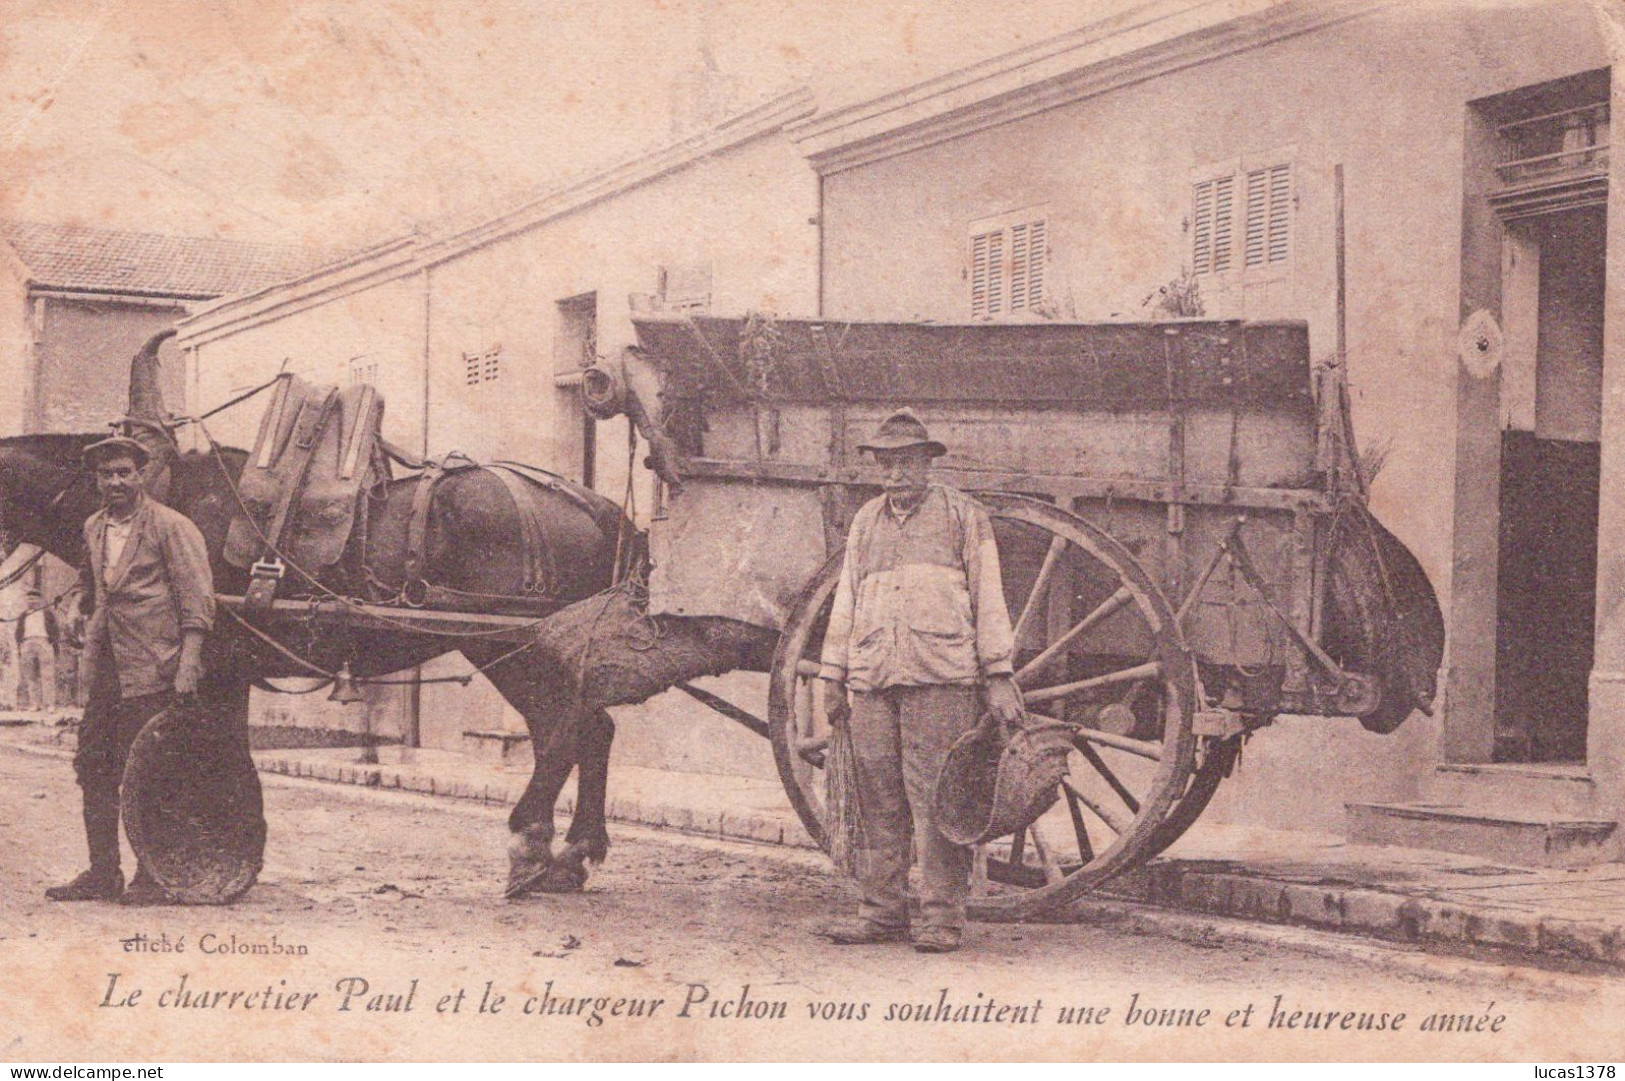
1212;175;1233;273
1267;163;1291;264
1193;176;1234;274
1244;163;1291;269
1193;180;1214;273
1012;220;1045;311
971;229;1005;318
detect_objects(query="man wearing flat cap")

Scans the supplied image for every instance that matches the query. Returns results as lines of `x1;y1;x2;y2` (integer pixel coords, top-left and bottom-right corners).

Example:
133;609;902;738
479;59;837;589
816;408;1022;953
45;434;215;905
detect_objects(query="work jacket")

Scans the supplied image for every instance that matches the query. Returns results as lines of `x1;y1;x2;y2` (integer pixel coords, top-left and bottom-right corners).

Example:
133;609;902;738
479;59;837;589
81;496;215;698
819;484;1015;693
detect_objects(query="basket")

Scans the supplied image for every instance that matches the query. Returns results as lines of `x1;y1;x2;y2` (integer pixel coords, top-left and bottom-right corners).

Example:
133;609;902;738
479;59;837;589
934;716;1074;846
121;699;266;904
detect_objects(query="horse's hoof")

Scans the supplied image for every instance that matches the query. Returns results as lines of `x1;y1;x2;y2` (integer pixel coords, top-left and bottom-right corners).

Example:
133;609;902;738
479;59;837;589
504;861;555;900
532;863;588;894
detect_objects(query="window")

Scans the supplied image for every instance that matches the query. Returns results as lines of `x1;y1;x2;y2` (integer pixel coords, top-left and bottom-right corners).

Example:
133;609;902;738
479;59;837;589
969;212;1047;319
1192;160;1293;276
348;356;377;386
464;345;502;386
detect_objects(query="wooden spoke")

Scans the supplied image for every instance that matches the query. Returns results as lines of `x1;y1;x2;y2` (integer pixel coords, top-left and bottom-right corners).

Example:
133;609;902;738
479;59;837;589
769;495;1200;921
1028;819;1065;885
1061;778;1132;835
1028;711;1163;760
794;678;816;743
1023;660;1162;705
1011;535;1067;649
1015;585;1134;684
1063;785;1095;864
1074;739;1141;813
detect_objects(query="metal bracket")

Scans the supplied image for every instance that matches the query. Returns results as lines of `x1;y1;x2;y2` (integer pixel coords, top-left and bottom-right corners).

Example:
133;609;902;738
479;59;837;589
1193;709;1246;738
243;558;286;616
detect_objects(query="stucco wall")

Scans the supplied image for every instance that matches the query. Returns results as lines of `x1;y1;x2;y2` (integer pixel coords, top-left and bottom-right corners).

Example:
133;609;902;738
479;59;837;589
188;273;426;455
816;3;1609;828
34;299;186;434
418;130;819;772
0;267;32;434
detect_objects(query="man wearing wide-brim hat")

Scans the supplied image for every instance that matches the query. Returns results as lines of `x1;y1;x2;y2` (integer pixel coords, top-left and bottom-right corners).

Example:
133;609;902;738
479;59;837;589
814;407;1023;953
45;433;214;905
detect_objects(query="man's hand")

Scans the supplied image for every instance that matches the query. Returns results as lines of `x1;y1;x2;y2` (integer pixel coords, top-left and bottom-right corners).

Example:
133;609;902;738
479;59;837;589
174;630;205;697
984;675;1025;727
821;677;851;732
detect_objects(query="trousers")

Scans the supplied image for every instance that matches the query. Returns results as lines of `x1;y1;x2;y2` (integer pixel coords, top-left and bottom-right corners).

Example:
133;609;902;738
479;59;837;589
847;684;980;932
19;638;55;710
71;660;172;874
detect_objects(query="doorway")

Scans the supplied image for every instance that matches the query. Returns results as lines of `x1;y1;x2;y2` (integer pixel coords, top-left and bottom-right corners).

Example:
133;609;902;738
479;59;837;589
1494;206;1605;763
555;292;598;489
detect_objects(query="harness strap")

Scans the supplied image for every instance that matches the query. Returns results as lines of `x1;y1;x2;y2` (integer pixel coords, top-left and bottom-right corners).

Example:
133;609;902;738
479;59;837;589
402;458;445;594
486;464;557;597
258;387;338;559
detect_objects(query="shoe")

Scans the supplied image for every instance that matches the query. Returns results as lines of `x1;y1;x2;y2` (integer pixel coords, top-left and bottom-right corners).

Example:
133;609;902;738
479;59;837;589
45;868;124;902
912;926;963;954
816;918;911;945
118;869;173;907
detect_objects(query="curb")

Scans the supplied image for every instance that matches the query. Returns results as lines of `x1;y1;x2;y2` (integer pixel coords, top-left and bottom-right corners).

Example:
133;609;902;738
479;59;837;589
6;736;1617;969
1096;861;1623;969
252;753;818;852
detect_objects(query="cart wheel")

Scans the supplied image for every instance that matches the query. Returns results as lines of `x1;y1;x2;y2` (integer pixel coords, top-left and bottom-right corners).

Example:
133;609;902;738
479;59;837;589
1142;735;1240;859
769;494;1198;918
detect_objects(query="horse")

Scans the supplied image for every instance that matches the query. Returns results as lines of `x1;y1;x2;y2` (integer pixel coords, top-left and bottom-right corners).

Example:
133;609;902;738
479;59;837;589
0;338;631;898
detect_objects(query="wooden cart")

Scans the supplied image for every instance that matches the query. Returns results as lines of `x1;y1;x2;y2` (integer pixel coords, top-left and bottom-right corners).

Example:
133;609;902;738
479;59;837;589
607;313;1445;916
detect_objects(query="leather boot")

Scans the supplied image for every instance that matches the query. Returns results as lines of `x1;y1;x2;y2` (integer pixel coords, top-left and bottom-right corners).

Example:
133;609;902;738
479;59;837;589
46;789;123;902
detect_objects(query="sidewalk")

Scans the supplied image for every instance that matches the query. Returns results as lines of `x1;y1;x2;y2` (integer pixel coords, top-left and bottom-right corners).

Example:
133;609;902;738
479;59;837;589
5;717;1624;970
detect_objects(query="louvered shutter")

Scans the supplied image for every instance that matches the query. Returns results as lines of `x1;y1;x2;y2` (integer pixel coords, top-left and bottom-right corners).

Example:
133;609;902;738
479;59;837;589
1212;175;1233;273
1008;220;1046;312
1193;176;1235;274
1244;162;1291;269
1193;180;1215;273
1266;164;1291;265
970;229;1005;318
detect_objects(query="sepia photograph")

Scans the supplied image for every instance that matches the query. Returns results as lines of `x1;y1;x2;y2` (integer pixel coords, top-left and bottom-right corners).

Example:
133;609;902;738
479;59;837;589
1;0;1623;1064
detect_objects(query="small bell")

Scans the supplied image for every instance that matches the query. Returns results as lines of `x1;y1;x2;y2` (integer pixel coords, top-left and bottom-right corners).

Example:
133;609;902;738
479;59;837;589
329;662;365;704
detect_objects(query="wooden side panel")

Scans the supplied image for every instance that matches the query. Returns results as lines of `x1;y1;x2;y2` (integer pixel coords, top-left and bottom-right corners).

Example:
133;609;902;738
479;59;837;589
648;480;830;629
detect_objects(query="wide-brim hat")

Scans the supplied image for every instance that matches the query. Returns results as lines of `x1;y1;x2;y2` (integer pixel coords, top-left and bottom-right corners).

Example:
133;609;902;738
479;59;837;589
83;434;151;470
856;407;947;458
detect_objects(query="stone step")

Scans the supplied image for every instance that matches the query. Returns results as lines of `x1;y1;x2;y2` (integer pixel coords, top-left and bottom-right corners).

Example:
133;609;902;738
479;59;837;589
1430;762;1597;818
1345;801;1617;868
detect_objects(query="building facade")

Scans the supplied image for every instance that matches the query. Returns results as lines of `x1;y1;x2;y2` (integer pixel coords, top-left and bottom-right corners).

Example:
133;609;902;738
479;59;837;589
177;90;820;772
0;221;307;707
795;0;1624;851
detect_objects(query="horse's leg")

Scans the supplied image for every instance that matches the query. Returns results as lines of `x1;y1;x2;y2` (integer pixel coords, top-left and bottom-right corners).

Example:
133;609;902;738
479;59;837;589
554;707;614;881
465;646;589;897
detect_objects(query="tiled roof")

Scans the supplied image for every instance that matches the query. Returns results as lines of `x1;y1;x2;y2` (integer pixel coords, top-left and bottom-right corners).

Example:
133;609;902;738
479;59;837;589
0;220;310;299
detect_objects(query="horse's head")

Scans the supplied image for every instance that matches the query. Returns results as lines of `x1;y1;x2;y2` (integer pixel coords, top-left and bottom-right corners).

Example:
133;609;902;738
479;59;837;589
0;433;102;564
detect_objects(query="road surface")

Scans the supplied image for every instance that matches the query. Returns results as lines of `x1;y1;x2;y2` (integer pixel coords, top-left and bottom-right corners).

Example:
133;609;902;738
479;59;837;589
0;744;1618;1061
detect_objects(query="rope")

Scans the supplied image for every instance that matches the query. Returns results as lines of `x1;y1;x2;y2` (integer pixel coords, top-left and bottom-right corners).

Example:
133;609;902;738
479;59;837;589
0;547;46;592
0;580;81;625
169;374;284;428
